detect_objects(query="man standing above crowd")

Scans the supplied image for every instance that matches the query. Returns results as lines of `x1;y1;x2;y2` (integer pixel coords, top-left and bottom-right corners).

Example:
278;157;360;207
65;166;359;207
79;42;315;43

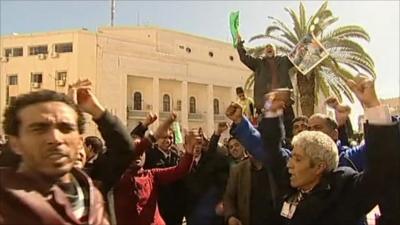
237;34;294;138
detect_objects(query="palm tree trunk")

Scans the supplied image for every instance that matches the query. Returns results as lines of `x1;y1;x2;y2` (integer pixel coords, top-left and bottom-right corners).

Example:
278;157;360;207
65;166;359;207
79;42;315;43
297;72;315;117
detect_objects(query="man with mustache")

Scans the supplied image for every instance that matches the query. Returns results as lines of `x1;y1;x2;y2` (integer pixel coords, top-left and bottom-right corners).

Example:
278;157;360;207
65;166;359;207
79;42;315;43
0;79;136;224
237;34;294;138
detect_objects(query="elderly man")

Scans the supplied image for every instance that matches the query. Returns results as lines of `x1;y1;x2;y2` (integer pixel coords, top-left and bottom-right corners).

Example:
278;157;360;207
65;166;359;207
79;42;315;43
226;75;399;224
0;80;136;224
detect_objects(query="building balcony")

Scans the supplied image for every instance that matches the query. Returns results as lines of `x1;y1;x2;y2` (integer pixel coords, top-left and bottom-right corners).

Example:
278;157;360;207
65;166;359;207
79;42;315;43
214;114;227;121
127;109;148;119
188;113;203;121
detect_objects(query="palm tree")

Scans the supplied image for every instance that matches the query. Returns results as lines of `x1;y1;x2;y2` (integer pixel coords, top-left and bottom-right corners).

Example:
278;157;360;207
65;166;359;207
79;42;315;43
244;1;375;117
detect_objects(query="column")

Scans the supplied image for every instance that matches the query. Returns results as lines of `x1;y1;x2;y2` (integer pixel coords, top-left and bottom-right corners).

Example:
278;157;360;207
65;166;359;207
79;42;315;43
180;81;188;130
152;77;160;128
206;84;214;137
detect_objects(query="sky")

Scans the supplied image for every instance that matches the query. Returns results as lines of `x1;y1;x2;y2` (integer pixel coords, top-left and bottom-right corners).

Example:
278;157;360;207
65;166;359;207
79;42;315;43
1;0;399;100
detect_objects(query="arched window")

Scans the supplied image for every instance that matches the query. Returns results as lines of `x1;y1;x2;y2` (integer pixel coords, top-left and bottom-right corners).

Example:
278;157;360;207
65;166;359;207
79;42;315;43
213;98;219;115
189;96;196;113
163;94;171;112
133;92;142;110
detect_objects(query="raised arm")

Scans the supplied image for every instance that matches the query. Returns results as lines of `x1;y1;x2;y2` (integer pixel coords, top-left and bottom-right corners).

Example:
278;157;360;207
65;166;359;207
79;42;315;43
236;35;258;71
68;79;137;192
344;74;400;214
226;103;265;161
153;130;198;184
130;113;157;138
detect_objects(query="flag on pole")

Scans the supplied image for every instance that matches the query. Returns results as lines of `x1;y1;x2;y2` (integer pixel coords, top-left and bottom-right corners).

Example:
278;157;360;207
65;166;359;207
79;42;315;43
229;11;240;48
172;121;183;144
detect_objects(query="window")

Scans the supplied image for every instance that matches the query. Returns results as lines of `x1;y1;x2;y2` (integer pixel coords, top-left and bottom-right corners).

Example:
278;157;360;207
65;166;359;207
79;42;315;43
163;94;171;112
229;56;234;61
133;92;142;110
7;75;18;85
31;73;43;83
209;51;214;57
55;43;73;53
213;99;219;115
56;71;67;86
176;100;182;111
4;47;23;57
189;96;196;113
29;45;48;55
186;47;191;53
56;71;67;81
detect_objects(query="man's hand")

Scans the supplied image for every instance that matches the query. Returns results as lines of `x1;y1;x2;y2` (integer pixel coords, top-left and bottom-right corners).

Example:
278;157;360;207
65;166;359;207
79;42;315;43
143;113;158;127
68;79;105;119
228;216;243;225
346;74;380;108
184;130;201;155
264;91;287;112
225;102;243;124
325;96;339;109
153;112;177;139
216;122;229;135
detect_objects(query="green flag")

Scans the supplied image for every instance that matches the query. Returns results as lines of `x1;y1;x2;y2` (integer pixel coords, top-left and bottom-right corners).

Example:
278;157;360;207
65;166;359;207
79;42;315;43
229;11;240;48
172;121;183;144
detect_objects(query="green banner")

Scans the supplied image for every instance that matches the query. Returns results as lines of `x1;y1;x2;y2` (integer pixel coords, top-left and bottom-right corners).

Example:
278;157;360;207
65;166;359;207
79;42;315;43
229;11;240;48
172;121;183;144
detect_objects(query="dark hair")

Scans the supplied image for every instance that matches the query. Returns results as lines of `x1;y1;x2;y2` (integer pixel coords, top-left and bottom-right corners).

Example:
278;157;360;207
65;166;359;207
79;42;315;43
324;116;338;130
2;90;85;136
236;87;244;95
292;115;308;124
84;136;104;154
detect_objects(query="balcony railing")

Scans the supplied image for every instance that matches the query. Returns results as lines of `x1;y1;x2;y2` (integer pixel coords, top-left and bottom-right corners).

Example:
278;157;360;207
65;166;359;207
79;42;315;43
214;114;227;121
188;113;203;120
127;110;147;118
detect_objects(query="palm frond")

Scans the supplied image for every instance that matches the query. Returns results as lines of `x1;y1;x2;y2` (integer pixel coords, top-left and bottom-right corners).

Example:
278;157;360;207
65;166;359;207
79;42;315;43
307;1;329;29
264;23;298;44
322;25;370;42
284;7;302;39
244;73;255;91
299;2;307;34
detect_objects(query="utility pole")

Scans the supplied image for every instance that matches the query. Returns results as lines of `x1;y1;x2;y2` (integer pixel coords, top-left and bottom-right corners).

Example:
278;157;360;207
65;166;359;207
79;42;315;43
111;0;116;27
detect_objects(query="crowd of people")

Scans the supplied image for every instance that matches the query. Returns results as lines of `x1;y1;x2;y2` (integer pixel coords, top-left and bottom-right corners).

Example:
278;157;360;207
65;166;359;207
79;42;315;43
0;37;399;225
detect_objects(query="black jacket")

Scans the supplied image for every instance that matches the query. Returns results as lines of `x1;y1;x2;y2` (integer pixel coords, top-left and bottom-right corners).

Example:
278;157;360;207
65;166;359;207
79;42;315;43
237;41;293;110
88;111;137;194
258;117;399;225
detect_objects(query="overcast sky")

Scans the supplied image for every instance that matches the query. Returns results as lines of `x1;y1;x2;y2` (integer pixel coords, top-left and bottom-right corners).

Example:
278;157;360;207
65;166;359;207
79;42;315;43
1;0;399;99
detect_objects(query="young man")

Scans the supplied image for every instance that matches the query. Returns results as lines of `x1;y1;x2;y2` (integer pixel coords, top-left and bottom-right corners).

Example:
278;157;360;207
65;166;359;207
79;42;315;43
236;87;255;122
0;79;137;224
0;89;108;224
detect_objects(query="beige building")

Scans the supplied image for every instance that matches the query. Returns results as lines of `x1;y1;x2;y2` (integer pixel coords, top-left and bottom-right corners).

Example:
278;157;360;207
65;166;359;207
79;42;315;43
0;26;252;136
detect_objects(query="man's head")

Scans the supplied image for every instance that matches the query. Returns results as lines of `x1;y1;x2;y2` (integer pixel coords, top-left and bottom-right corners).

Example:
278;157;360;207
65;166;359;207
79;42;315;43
265;44;276;58
308;113;338;141
156;128;174;152
130;151;146;170
2;90;86;180
288;131;338;191
292;116;309;136
74;147;87;169
236;87;246;101
227;137;247;161
84;136;103;161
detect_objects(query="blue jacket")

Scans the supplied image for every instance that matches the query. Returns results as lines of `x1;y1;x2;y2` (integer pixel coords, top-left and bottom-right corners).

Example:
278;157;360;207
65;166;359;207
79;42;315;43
232;116;367;172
